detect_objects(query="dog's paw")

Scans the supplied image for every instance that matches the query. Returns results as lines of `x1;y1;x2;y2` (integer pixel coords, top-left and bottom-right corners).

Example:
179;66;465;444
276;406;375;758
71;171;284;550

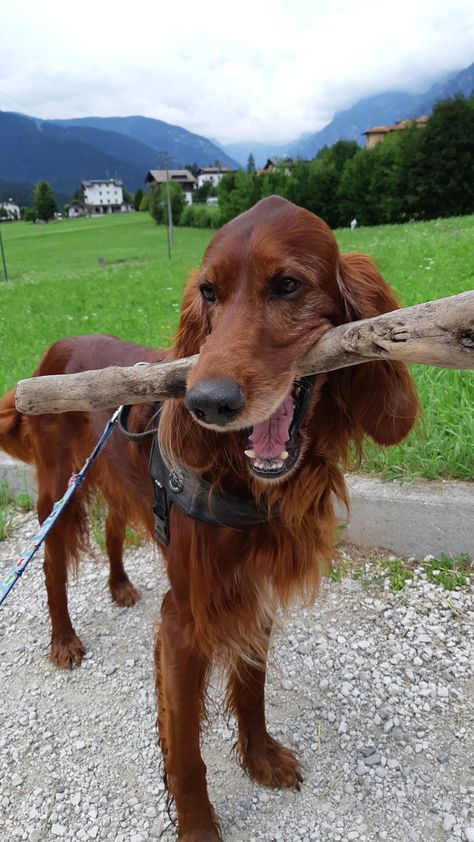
50;633;86;669
178;833;221;842
239;735;303;789
109;578;141;607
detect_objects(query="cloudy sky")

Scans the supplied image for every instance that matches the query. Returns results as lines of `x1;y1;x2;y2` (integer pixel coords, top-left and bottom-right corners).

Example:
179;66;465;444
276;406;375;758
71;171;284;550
1;0;474;144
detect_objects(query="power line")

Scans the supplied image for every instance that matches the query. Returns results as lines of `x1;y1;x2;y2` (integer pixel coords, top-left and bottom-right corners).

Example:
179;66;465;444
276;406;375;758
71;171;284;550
0;88;41;120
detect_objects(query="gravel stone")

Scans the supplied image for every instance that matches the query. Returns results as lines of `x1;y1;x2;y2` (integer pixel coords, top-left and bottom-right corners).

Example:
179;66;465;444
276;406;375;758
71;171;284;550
364;752;382;767
443;815;456;832
1;520;473;842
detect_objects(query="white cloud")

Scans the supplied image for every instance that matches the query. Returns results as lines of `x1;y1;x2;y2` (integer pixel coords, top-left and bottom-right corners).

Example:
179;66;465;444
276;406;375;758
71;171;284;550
0;0;473;142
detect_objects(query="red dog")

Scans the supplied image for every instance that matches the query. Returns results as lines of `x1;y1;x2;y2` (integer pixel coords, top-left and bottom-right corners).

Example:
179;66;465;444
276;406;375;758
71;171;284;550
0;197;418;840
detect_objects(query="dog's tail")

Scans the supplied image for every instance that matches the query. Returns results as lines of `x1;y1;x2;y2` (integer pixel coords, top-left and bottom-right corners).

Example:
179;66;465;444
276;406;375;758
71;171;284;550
0;388;33;464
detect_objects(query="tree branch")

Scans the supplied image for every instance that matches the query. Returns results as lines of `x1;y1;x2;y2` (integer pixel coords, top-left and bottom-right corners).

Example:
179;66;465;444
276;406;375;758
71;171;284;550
15;291;474;415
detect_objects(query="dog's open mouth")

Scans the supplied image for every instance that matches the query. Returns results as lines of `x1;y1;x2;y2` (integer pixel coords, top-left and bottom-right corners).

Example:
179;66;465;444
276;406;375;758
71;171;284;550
244;376;315;479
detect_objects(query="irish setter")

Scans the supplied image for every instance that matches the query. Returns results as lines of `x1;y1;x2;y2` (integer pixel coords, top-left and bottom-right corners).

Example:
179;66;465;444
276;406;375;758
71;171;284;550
0;196;418;840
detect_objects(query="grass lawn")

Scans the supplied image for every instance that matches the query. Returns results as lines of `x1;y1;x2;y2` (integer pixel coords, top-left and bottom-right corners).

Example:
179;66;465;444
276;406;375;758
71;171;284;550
0;212;472;481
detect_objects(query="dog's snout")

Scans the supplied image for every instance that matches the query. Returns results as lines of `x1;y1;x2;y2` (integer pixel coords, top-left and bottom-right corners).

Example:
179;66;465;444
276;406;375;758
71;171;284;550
185;378;244;426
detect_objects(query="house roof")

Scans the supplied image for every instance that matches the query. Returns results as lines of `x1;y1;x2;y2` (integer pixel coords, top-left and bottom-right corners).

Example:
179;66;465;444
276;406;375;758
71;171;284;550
365;115;430;136
392;119;414;131
198;166;232;174
82;179;123;187
363;125;391;135
145;169;196;184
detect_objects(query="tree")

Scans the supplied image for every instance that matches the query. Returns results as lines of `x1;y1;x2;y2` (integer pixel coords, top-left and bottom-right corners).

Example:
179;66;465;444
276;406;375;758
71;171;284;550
307;141;360;227
192;181;217;203
150;185;163;224
24;206;38;222
410;95;474;220
71;186;84;205
363;133;404;225
184;162;200;177
247;154;256;174
217;172;263;224
134;189;144;211
33;181;57;221
139;192;150;212
149;182;186;225
337;149;373;225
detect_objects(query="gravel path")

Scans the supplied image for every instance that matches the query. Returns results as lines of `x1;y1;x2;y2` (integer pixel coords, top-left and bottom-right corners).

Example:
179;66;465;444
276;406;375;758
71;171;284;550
1;512;473;842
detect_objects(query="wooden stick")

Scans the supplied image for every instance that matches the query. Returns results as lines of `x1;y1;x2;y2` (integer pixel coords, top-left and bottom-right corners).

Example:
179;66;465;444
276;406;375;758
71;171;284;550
15;291;474;415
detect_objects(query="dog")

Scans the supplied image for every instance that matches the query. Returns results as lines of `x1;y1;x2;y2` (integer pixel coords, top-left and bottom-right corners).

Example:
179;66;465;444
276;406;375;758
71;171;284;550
0;196;419;840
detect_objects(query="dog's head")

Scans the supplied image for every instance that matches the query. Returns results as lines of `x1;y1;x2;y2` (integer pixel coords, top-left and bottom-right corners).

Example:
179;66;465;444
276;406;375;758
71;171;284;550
169;196;419;483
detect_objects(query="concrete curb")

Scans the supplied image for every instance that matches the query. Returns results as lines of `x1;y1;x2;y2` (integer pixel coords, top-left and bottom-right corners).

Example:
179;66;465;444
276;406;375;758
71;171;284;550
341;475;473;561
0;453;37;498
0;453;472;560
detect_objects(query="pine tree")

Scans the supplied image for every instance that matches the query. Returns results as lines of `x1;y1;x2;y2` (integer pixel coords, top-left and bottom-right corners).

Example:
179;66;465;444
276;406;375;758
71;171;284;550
247;154;256;173
134;189;144;211
33;181;58;221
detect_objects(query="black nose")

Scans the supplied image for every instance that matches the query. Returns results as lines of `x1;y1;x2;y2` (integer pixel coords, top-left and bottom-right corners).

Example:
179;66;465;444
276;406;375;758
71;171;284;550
185;378;244;426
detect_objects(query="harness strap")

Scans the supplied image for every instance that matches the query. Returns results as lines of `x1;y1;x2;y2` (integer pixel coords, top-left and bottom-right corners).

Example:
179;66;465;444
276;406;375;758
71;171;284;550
117;404;278;547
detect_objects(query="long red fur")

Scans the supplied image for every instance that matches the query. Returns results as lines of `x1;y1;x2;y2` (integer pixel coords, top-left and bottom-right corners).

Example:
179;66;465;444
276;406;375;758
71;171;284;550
0;197;419;841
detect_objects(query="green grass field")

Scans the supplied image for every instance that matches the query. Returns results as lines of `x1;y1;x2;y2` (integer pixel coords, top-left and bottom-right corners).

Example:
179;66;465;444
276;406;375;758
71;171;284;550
0;212;472;480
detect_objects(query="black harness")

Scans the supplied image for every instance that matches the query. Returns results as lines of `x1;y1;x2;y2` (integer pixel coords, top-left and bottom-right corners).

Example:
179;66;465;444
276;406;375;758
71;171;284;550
117;404;277;546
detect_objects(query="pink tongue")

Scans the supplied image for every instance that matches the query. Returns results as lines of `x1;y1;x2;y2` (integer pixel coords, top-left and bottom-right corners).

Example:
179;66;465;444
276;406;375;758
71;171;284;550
249;390;295;458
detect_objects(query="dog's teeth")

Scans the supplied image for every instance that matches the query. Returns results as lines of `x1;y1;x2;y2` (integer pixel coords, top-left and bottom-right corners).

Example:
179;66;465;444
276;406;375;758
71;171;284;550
280;450;289;460
244;449;256;458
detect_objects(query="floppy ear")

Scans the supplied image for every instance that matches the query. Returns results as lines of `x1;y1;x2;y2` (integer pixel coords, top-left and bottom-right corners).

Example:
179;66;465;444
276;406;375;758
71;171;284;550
337;253;419;445
171;270;210;358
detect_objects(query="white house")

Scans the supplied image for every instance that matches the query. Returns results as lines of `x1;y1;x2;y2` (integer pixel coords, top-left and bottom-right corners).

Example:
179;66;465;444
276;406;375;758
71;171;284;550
196;167;233;189
68;205;83;218
82;179;124;214
0;201;20;220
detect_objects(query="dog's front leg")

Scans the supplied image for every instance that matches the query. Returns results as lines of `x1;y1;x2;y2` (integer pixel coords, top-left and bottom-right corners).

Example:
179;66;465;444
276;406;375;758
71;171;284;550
227;636;303;790
155;591;221;842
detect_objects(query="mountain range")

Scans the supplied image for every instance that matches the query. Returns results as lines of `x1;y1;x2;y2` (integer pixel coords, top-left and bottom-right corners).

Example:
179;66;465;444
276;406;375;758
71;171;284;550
0;60;472;204
0;113;240;204
285;61;474;162
223;61;474;166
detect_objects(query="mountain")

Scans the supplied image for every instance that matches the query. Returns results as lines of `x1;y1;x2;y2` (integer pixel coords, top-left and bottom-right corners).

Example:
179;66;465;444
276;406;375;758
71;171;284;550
286;64;474;159
3;60;472;205
51;116;240;170
416;61;474;114
0;111;241;205
221;141;291;170
0;178;35;207
221;91;431;164
286;84;448;160
0;112;150;199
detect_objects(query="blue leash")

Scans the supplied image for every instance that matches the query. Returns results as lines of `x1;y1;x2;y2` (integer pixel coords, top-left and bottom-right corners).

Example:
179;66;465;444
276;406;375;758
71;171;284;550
0;406;122;606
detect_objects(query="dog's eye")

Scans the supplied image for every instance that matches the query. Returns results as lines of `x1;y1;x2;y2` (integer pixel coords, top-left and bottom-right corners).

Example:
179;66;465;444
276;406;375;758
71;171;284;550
200;283;217;304
272;277;302;298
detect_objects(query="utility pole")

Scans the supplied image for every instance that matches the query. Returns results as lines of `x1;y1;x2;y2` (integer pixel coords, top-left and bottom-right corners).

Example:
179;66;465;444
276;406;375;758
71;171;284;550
162;152;173;260
0;223;8;281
